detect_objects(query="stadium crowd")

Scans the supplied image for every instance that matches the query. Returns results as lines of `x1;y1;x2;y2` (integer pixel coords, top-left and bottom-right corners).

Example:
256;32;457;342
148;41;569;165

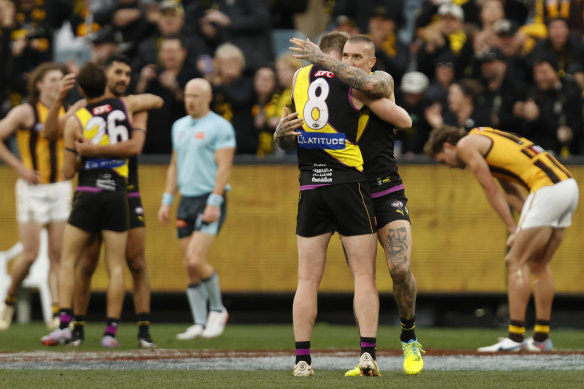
0;0;583;157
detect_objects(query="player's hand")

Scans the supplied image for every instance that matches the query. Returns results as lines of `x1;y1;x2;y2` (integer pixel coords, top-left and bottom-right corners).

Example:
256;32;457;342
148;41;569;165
289;37;324;64
506;232;516;248
58;73;77;100
158;204;171;224
17;166;40;185
202;204;220;224
75;136;98;156
274;107;303;141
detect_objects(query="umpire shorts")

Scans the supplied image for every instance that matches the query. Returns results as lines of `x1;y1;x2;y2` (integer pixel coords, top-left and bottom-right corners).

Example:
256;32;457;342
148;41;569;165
296;182;376;237
68;190;129;233
176;193;227;239
127;192;146;229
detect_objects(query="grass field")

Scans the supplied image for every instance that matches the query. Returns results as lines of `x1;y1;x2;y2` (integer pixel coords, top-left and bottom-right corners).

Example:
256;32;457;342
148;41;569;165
1;323;584;388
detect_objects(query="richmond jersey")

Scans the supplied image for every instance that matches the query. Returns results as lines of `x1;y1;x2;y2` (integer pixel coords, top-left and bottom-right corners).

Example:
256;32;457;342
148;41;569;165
292;65;365;188
16;102;66;184
357;108;403;190
470;127;574;192
74;98;131;192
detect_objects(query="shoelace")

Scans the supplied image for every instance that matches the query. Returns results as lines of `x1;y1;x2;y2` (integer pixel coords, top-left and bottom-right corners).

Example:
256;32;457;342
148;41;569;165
404;341;426;360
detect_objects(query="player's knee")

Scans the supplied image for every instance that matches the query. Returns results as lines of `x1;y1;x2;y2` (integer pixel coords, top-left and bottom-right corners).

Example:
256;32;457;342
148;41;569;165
184;255;204;274
388;261;410;283
20;251;38;267
126;255;146;275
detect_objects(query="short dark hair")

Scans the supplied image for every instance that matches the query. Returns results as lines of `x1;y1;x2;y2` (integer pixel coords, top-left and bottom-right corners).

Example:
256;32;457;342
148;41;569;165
423;125;467;157
318;31;349;55
104;54;132;69
77;62;107;99
346;34;376;55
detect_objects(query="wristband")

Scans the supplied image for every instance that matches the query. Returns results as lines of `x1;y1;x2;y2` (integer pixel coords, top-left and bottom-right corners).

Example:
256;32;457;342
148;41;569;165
207;193;224;207
161;192;174;205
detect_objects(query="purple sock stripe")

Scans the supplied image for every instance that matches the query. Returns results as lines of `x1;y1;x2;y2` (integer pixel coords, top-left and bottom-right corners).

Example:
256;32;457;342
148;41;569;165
296;348;311;356
361;342;376;348
76;186;102;193
127;191;141;198
371;184;405;199
105;325;117;335
59;314;72;322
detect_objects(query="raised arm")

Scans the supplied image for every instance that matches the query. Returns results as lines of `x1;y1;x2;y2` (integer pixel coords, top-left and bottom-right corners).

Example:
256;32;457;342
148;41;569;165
44;73;86;140
62;116;82;180
157;150;178;224
0;104;39;183
290;37;392;98
76;111;149;158
457;136;517;235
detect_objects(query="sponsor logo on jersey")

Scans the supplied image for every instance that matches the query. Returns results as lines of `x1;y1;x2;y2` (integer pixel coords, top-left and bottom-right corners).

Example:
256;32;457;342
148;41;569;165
92;104;112;116
297;131;346;150
84;158;125;170
313;70;335;78
195;131;205;139
34;123;45;132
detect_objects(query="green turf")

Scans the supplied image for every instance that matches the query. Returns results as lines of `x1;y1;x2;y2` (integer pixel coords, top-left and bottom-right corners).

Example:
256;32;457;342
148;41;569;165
1;322;583;352
1;370;584;389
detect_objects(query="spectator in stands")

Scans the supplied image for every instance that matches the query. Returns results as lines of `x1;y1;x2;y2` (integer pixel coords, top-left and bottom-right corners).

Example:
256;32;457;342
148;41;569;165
332;0;404;41
567;63;584;91
531;18;584;76
208;43;257;155
89;27;119;67
426;51;457;108
473;0;506;53
0;0;15;117
136;35;200;154
198;0;273;72
414;0;480;35
367;4;409;83
532;0;584;37
265;53;303;138
252;66;278;156
395;71;433;156
416;3;474;80
476;47;528;133
516;54;583;157
92;0;154;58
133;0;210;77
491;19;532;83
426;79;490;132
333;15;360;36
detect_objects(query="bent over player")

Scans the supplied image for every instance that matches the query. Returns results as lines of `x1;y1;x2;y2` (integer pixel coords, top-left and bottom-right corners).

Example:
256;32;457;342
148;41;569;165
424;126;578;352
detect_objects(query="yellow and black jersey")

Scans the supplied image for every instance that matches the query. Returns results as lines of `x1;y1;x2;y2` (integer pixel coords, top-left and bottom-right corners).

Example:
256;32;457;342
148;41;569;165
470;127;574;192
74;98;131;192
16;102;66;184
292;64;365;188
357;108;402;190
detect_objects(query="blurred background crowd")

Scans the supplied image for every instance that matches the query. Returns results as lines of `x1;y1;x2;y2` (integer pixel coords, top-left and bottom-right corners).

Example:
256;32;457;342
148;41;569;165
0;0;583;157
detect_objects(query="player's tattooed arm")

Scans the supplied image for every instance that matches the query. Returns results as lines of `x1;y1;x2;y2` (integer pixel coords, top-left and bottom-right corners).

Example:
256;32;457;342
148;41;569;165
274;107;303;151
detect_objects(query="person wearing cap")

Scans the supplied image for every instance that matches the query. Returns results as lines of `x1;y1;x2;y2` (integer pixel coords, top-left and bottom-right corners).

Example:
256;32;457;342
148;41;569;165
133;0;210;76
416;2;474;80
515;54;583;156
475;47;528;132
396;71;433;154
367;5;409;83
332;0;404;36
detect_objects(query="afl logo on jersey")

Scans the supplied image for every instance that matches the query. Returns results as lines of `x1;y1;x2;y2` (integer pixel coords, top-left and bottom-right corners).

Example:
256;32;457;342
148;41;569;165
195;131;205;139
391;200;404;208
313;70;334;78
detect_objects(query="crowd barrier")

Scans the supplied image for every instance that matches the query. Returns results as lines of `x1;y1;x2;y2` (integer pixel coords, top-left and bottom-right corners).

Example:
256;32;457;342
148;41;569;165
1;157;582;294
